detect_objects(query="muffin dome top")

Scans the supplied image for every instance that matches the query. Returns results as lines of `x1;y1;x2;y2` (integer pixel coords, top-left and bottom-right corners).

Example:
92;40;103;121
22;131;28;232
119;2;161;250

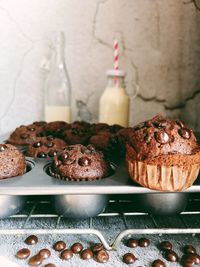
128;115;199;160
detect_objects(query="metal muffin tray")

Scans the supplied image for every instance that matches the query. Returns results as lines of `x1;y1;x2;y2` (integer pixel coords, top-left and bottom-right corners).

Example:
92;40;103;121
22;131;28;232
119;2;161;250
0;133;200;196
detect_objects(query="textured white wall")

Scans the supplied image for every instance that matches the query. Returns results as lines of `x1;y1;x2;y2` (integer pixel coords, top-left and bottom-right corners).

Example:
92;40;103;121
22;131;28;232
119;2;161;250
0;0;199;134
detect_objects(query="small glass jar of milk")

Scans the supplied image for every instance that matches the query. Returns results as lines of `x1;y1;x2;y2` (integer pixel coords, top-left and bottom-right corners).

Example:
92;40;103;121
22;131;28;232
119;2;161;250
44;32;71;123
99;69;129;127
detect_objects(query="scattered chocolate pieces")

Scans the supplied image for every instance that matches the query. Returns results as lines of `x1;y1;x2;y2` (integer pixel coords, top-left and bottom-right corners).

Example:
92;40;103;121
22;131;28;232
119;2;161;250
71;242;83;254
16;248;30;259
38;248;51;259
138;238;150;247
25;235;38;245
127;238;138;248
183;245;196;254
28;254;42;266
123;253;137;265
60;249;73;260
159;241;172;251
165;250;178;262
178;128;191;139
91;243;104;253
53;241;66;251
96;249;109;263
81;249;93;260
152;259;166;267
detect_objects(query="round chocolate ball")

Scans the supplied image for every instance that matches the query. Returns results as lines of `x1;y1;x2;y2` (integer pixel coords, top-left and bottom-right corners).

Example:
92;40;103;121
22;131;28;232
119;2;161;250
38;248;51;259
96;249;109;263
53;241;66;251
127;238;138;248
91;243;104;253
71;242;83;254
183;245;196;254
138;238;150;247
160;241;172;251
152;259;166;267
16;248;30;259
28;254;42;266
81;249;93;260
165;250;178;262
60;249;73;261
122;253;137;265
25;235;38;245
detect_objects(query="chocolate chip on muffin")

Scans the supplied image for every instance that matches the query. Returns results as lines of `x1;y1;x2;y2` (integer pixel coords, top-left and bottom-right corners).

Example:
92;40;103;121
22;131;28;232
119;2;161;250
49;144;111;181
26;137;66;158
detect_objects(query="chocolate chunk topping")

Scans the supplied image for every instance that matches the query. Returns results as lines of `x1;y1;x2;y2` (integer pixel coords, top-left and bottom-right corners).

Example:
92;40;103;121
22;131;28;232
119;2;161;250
176;120;185;128
123;253;137;264
37;152;47;158
25;235;38;245
155;131;170;144
58;153;69;162
62;158;75;165
78;157;91;166
47;136;54;141
16;248;31;259
178;128;191;139
33;142;42;148
48;150;58;157
153;120;168;128
45;141;54;148
27;127;36;132
96;249;109;263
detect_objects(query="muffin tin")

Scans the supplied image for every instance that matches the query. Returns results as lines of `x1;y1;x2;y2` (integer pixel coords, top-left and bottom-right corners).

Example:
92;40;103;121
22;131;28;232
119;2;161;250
0;133;200;218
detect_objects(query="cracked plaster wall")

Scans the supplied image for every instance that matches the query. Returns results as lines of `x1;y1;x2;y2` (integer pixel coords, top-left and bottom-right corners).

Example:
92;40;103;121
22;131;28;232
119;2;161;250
0;0;200;134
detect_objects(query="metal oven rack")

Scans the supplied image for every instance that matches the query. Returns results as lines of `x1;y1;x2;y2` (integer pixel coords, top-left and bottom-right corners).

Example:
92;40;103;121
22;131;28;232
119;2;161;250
1;194;200;251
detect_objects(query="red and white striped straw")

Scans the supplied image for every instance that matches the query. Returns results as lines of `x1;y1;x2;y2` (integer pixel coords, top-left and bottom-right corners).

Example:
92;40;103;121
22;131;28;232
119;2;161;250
114;39;119;71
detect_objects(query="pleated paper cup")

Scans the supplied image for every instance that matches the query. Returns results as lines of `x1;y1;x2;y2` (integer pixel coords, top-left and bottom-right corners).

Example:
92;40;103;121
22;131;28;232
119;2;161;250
127;159;199;192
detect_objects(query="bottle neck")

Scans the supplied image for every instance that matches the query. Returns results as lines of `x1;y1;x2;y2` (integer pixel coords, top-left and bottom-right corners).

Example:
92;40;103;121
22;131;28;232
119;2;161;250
55;43;65;68
107;76;125;88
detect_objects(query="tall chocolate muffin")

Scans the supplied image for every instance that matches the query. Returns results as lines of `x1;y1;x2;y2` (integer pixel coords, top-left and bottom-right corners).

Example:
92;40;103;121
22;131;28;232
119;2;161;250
49;144;111;181
126;115;200;191
7;121;47;146
43;121;70;138
0;144;26;179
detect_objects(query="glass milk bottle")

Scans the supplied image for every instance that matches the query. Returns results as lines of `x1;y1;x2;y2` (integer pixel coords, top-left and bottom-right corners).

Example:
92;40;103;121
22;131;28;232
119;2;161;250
44;32;71;123
99;70;129;127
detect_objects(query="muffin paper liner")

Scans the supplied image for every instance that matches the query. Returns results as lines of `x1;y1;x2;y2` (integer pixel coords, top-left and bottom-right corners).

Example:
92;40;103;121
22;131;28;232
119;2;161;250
127;159;200;192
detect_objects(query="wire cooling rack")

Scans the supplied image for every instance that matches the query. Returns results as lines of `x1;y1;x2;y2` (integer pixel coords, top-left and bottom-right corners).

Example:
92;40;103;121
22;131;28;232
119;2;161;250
0;194;200;250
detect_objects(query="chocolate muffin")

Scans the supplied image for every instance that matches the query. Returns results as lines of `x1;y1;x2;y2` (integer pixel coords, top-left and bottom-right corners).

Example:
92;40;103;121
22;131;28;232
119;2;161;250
90;123;110;135
61;126;92;145
89;131;121;159
43;121;70;138
7;121;47;146
49;144;111;181
0;144;26;179
26;136;66;158
126;115;200;191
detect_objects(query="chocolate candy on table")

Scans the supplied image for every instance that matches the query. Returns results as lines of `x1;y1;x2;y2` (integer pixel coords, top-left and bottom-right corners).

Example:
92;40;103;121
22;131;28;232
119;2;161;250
44;264;56;267
96;249;109;263
15;248;31;259
127;238;138;248
71;242;83;253
60;249;73;260
25;235;38;245
152;259;166;267
123;253;137;265
28;254;43;266
181;253;200;266
38;248;51;259
165;250;178;262
183;245;196;254
53;240;66;251
138;238;150;247
159;241;172;251
91;243;104;253
81;249;94;260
